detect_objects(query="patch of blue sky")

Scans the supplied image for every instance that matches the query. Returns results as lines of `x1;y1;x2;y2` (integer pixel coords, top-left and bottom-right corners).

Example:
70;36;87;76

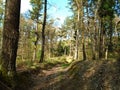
21;0;73;27
48;0;72;27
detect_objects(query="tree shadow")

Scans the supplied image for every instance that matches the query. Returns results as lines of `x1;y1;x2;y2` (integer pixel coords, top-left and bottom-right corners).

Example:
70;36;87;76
40;60;120;90
15;59;120;90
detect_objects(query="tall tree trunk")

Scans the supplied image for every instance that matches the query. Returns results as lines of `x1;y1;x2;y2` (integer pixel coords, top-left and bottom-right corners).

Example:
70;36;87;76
74;0;81;60
99;18;105;59
33;22;39;61
92;0;101;60
0;0;21;76
39;0;47;63
108;19;113;52
74;29;79;60
69;43;72;56
92;36;96;60
74;9;79;60
69;31;73;56
82;24;86;60
81;0;86;60
82;42;86;60
99;19;103;59
92;6;98;60
48;42;51;58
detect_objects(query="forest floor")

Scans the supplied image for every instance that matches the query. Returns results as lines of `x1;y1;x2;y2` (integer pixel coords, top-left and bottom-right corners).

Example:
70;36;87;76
1;58;120;90
13;57;117;90
30;64;68;90
28;59;120;90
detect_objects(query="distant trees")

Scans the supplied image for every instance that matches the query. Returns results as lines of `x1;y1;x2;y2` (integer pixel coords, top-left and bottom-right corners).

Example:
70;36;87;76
97;0;114;59
0;0;21;76
68;0;87;60
44;19;56;58
66;0;120;60
17;0;120;63
18;14;34;62
29;0;43;61
29;0;47;63
18;13;54;65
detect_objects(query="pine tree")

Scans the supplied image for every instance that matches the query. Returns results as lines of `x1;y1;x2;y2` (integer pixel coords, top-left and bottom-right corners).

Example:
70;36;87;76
0;0;21;77
39;0;47;63
29;0;43;61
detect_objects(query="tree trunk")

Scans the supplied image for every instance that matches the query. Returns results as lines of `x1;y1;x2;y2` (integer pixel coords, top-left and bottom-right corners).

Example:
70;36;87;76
92;37;96;60
33;22;39;61
108;19;113;52
99;19;103;59
74;29;79;60
39;0;47;63
105;46;108;60
48;42;51;58
82;42;86;60
73;0;81;60
82;24;86;60
0;0;21;76
81;0;86;60
99;18;105;59
69;40;72;56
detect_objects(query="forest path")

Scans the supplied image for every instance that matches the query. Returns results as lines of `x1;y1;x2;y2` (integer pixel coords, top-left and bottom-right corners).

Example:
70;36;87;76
30;64;69;90
14;59;120;90
29;59;120;90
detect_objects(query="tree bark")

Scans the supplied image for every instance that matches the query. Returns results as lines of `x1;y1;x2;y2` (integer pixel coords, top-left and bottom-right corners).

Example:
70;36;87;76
99;18;105;59
108;19;113;52
81;0;86;60
39;0;47;63
74;0;80;60
0;0;21;76
74;29;79;60
33;22;39;61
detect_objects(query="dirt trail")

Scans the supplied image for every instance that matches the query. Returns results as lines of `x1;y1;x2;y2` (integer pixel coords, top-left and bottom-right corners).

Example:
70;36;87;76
30;65;68;90
31;60;120;90
2;60;120;90
25;60;120;90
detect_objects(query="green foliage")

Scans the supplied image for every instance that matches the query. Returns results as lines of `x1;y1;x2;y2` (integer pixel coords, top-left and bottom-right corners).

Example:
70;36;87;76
42;56;70;68
57;41;64;56
98;0;115;18
61;63;71;68
52;41;70;56
29;0;43;22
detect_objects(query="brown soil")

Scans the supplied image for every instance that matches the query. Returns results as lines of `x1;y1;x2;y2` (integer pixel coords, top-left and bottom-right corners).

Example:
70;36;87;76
30;64;68;90
1;59;120;90
29;59;120;90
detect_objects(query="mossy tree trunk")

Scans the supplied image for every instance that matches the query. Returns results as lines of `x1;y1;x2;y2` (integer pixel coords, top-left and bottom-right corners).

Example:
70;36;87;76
0;0;21;77
33;22;39;61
